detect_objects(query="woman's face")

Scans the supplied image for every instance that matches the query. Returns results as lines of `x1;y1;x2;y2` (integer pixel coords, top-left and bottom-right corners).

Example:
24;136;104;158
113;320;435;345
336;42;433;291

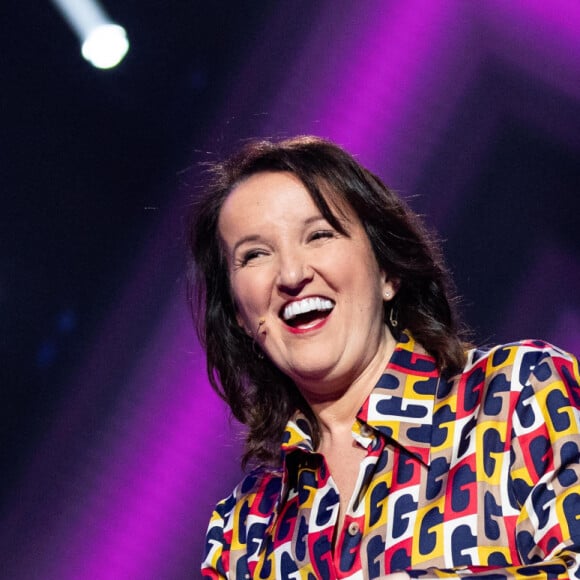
218;171;397;396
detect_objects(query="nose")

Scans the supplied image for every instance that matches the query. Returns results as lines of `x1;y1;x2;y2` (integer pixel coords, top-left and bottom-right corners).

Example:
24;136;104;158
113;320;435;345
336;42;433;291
276;249;313;294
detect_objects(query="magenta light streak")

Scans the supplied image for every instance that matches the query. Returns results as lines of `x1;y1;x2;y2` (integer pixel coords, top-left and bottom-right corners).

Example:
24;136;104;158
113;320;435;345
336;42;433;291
53;295;241;579
314;1;460;165
1;203;232;578
243;0;482;191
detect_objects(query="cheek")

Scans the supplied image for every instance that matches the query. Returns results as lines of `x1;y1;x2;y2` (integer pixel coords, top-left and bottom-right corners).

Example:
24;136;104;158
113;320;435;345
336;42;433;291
230;271;266;320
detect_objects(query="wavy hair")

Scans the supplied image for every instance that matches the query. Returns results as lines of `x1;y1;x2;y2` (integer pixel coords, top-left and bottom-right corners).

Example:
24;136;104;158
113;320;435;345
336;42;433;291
188;136;467;467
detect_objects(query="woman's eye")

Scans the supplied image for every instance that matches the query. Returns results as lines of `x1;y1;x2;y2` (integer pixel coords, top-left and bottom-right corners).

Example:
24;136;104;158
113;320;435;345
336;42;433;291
309;230;335;242
238;249;266;266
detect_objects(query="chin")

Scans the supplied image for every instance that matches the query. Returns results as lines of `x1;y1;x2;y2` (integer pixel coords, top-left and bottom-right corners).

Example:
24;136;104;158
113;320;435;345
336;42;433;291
287;363;345;391
283;361;327;378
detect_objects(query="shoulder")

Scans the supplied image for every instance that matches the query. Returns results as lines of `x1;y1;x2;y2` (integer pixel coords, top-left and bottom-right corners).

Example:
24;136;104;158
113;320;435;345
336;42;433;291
203;465;284;575
469;337;573;361
458;339;579;410
212;464;284;523
467;339;577;379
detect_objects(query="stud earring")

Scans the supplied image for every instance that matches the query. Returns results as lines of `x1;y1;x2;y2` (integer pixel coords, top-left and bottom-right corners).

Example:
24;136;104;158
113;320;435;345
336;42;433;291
384;291;391;300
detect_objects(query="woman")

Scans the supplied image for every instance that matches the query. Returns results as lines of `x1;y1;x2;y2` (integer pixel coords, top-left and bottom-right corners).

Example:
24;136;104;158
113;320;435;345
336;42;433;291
190;136;580;579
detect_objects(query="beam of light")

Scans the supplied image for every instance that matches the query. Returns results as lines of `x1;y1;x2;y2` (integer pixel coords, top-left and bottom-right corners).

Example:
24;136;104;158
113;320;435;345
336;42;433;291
50;0;129;69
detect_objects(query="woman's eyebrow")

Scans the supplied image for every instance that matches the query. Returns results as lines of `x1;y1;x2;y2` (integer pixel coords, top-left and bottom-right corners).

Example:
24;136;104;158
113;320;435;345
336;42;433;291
303;215;327;226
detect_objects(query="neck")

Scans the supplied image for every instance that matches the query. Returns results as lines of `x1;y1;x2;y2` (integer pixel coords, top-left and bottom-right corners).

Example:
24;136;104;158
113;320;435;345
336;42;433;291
301;327;397;439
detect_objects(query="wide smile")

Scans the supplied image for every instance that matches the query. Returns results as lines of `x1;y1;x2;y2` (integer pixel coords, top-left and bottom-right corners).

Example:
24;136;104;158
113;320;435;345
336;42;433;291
279;296;335;334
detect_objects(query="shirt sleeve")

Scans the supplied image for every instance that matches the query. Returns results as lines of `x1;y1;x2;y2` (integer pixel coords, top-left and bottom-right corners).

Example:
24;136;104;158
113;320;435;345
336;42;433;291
509;345;580;578
200;467;282;579
410;345;580;579
201;494;235;579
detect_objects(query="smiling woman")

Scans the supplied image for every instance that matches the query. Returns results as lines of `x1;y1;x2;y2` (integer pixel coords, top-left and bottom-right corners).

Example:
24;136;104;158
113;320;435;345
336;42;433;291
218;171;394;397
189;136;580;579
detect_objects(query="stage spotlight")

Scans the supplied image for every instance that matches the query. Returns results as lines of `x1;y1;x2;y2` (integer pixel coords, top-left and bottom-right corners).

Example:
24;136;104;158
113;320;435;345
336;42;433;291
81;23;129;69
50;0;129;69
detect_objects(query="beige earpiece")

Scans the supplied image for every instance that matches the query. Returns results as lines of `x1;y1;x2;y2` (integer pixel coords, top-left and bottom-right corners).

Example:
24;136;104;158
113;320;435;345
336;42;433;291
255;318;266;336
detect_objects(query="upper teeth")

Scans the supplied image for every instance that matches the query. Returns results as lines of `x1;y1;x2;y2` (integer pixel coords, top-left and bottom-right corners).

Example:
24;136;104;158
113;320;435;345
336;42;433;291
282;297;334;321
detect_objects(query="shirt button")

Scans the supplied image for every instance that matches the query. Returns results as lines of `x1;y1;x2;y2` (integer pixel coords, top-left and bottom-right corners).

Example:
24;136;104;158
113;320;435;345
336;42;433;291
360;424;373;437
347;522;360;536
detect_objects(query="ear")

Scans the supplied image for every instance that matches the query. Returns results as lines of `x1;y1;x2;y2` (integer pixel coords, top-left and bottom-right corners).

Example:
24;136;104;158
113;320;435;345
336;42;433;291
381;273;400;301
236;311;251;336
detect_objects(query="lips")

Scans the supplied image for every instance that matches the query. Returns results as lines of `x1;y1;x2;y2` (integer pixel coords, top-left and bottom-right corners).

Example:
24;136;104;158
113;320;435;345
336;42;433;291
280;296;335;329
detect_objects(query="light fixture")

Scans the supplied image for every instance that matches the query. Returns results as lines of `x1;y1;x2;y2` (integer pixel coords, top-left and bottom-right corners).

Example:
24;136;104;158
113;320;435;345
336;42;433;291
50;0;129;69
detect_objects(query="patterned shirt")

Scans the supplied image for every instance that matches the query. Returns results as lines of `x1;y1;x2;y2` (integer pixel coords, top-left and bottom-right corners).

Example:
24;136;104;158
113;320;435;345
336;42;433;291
202;331;580;579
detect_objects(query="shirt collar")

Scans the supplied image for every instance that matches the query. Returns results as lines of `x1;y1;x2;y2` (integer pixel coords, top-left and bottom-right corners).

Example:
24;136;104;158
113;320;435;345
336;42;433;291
281;412;316;454
280;330;440;466
357;330;439;465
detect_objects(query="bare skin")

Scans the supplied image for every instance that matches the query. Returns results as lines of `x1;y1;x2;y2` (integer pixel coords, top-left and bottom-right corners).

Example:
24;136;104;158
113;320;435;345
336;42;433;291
312;324;396;535
318;430;367;534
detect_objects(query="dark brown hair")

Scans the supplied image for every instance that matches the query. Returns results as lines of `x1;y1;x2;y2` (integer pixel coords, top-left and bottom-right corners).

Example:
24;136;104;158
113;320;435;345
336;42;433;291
188;136;467;467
